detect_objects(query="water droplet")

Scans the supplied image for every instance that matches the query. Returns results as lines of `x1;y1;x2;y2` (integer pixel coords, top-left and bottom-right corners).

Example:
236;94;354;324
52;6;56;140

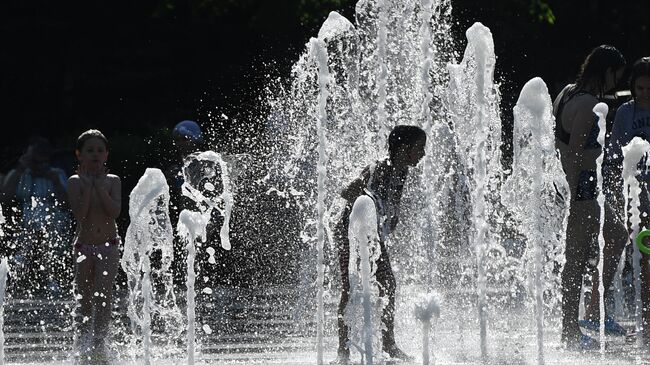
202;324;212;334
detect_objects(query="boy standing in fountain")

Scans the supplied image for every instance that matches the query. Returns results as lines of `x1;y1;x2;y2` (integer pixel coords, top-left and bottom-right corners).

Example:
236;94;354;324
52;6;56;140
334;125;426;363
67;129;121;363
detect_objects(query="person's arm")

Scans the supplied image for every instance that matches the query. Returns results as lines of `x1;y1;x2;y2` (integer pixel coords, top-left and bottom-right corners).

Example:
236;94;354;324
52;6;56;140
67;175;92;223
563;97;599;195
341;176;365;202
1;155;30;200
341;166;371;202
2;152;33;199
1;168;22;200
93;174;121;219
46;168;68;203
0;174;6;202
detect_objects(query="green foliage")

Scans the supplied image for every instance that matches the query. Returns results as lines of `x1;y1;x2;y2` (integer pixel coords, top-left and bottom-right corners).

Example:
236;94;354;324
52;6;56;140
151;0;356;29
529;0;555;25
150;0;558;31
152;0;176;17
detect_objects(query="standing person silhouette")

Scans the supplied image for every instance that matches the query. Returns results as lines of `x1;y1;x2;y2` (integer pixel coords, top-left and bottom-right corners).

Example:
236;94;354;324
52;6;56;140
553;45;628;349
67;129;122;363
605;57;650;342
1;136;71;297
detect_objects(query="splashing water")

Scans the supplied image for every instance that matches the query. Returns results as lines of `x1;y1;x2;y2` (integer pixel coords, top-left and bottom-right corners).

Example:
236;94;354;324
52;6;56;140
177;151;233;364
264;1;585;363
348;195;382;364
593;102;608;355
503;78;569;365
267;0;457;337
413;292;441;365
180;151;233;251
0;204;5;238
0;258;9;365
177;210;207;365
447;22;502;361
622;137;650;349
311;36;330;365
7;1;650;364
122;168;183;363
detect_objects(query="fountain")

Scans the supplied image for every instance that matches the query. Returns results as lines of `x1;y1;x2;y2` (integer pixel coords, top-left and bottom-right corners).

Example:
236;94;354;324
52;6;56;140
121;168;183;364
0;204;5;238
3;0;650;364
413;293;441;365
176;151;233;364
348;195;382;364
621;137;650;350
594;103;609;355
266;0;646;363
0;258;9;365
311;36;330;365
503;77;569;365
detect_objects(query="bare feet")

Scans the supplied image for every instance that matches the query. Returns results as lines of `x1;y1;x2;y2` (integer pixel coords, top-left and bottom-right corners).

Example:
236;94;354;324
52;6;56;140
330;349;349;365
384;345;414;361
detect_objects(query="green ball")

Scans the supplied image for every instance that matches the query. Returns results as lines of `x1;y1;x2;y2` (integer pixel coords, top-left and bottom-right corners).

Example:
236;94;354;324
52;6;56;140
635;230;650;255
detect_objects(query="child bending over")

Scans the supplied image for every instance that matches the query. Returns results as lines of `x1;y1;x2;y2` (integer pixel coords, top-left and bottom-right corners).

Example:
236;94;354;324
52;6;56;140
334;125;426;363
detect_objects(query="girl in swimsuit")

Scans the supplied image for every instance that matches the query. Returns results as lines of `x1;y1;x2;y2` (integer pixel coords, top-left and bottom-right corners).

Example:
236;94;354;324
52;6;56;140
67;129;122;363
553;45;627;349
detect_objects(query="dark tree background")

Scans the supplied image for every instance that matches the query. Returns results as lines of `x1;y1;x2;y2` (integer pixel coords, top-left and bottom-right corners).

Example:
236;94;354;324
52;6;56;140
2;0;648;164
1;0;648;232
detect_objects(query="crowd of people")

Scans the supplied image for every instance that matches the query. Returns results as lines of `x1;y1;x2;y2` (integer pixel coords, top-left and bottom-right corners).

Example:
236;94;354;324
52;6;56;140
0;46;649;363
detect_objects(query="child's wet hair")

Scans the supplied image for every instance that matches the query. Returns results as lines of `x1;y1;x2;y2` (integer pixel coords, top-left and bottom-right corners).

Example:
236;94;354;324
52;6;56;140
76;129;109;151
388;125;426;154
630;57;650;98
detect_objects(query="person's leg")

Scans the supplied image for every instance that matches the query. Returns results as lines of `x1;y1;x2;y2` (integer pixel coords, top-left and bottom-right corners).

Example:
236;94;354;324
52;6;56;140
92;244;120;347
19;226;47;297
43;225;64;297
640;252;650;341
638;190;650;340
74;244;96;354
20;229;46;297
561;200;598;344
47;216;72;296
584;202;628;321
375;241;412;360
376;254;397;351
337;270;350;356
336;210;351;358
